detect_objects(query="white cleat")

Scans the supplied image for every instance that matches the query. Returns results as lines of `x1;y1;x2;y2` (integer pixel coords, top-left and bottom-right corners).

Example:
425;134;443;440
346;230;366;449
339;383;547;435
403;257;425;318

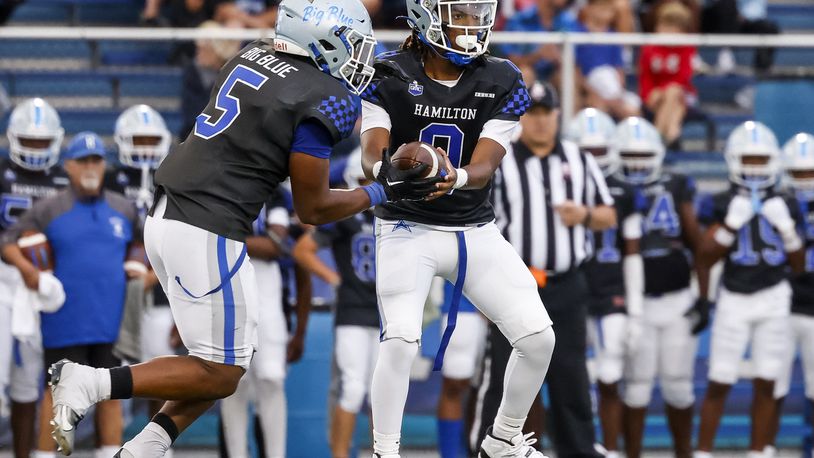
372;454;400;458
479;427;548;458
49;359;103;456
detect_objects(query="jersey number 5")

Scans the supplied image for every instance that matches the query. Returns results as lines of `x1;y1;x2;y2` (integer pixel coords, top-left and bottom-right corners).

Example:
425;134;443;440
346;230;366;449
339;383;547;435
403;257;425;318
194;65;269;140
0;194;33;228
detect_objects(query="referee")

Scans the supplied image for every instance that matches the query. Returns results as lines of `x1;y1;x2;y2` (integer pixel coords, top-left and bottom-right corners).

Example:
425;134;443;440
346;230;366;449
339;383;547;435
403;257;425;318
471;82;616;457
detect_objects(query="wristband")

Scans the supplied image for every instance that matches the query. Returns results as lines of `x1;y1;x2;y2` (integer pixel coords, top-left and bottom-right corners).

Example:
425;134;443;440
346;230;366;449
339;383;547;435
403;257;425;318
372;161;382;178
362;182;386;206
714;226;736;247
453;168;468;189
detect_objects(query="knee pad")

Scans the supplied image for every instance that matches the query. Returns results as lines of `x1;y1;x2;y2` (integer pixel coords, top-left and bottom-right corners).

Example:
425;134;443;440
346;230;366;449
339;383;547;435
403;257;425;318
661;379;694;409
513;326;555;367
338;375;368;413
624;380;653;408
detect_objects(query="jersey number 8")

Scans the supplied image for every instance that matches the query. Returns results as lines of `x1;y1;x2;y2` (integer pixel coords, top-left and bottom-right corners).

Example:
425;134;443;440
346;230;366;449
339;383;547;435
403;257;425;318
194;65;269;140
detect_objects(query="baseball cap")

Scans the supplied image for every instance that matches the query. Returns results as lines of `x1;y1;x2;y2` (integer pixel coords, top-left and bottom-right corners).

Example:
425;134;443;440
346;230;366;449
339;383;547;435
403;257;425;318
528;81;560;110
64;131;106;160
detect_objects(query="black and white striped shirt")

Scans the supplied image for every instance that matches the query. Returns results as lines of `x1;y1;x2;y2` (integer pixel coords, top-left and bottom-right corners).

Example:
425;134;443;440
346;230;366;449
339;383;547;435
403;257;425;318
493;139;614;273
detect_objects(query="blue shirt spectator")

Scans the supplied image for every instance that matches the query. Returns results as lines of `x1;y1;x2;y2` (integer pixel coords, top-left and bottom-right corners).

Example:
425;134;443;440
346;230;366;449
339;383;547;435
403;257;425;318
574;23;624;76
1;132;140;349
500;3;579;78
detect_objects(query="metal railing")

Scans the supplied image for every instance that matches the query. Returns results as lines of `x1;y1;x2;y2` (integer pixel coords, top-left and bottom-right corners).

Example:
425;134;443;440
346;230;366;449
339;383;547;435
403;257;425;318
2;26;813;122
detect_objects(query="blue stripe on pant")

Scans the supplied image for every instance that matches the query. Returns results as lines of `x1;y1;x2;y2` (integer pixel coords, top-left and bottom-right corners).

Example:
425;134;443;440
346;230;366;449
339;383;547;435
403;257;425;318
217;236;236;365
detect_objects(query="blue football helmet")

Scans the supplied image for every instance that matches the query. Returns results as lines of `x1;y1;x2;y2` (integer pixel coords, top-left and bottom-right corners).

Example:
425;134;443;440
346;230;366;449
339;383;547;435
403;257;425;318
6;98;64;171
115;104;171;169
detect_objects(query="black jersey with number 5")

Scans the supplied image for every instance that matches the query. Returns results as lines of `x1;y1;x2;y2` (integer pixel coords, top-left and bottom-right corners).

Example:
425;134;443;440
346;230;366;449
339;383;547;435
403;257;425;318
583;175;636;304
362;50;529;226
155;39;360;241
699;186;801;294
0;159;68;230
635;173;696;295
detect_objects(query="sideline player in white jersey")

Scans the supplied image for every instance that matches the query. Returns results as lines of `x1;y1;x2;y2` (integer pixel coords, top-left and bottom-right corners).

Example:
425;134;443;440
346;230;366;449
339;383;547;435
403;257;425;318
769;133;814;454
220;192;291;458
359;0;556;456
695;121;805;457
565;108;645;458
0;98;69;458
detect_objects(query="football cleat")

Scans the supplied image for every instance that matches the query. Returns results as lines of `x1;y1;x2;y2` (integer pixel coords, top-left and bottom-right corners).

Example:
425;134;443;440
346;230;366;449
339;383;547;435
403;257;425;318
479;426;548;458
372;454;400;458
49;359;104;456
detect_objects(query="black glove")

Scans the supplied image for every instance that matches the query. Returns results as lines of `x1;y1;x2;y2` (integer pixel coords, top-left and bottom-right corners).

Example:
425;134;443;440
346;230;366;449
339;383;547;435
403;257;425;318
377;148;442;202
684;298;711;335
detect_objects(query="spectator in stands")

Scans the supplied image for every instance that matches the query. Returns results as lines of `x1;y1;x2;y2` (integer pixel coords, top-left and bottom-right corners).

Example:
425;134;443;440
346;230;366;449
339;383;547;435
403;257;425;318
180;21;242;138
502;0;580;85
141;0;218;27
701;0;779;74
214;0;278;28
576;0;640;118
639;0;700;33
639;1;697;150
1;132;142;457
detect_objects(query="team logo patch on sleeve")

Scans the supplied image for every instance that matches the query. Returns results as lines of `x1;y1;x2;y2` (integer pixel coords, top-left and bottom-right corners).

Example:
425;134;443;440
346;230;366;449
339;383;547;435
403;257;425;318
408;80;424;97
317;94;361;139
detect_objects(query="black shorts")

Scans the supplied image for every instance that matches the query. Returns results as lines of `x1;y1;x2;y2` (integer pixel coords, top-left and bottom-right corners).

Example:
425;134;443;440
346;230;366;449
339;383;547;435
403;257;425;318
44;343;120;375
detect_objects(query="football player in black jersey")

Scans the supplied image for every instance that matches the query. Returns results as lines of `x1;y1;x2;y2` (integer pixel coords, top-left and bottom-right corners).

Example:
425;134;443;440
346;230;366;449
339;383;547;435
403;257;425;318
566;109;643;458
44;1;436;455
695;121;805;458
293;149;381;458
613;117;705;458
359;0;555;456
0;97;69;458
770;133;814;454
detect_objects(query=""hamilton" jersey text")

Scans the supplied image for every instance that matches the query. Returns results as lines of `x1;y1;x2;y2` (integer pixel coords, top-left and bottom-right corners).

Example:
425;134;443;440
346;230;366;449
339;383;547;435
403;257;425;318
413;104;477;120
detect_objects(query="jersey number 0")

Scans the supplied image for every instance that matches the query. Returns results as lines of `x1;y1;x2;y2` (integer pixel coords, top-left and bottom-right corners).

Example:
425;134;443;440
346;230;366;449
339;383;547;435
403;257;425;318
194;65;269;140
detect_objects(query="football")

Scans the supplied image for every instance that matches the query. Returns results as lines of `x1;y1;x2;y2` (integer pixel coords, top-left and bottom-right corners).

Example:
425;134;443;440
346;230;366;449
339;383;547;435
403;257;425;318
18;230;54;272
390;141;448;179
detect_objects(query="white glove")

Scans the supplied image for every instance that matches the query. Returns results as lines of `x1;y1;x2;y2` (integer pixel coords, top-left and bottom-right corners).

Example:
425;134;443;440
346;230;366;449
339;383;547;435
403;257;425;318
761;196;803;251
0;388;9;418
724;194;754;231
626;314;644;355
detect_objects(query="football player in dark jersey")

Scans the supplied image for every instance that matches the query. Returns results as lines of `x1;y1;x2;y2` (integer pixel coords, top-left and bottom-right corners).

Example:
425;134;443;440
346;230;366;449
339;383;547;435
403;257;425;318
772;132;814;454
359;0;555;456
43;1;435;455
566;109;643;458
0;97;69;458
694;121;805;458
770;133;814;454
614;117;705;458
293;149;381;458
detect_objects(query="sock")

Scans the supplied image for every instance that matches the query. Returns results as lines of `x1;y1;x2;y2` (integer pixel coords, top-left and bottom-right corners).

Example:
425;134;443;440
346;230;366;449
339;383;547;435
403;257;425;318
95;445;122;458
109;366;133;400
746;452;766;458
492;327;555;440
437;419;463;458
694;452;713;458
370;339;418;435
121;416;177;457
31;452;57;458
256;378;287;458
373;430;401;456
492;410;525;441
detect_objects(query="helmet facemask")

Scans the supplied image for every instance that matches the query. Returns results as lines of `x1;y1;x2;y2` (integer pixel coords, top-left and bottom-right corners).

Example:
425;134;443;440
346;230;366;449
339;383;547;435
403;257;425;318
620;150;662;184
581;145;617;176
117;133;170;169
336;26;377;95
8;131;63;171
727;152;779;189
409;0;496;65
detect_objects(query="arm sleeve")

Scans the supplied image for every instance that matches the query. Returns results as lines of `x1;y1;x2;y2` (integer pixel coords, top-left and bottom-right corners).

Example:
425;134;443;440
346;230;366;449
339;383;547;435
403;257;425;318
291;119;334;160
361;100;392;133
479;119;519;152
586;154;615;206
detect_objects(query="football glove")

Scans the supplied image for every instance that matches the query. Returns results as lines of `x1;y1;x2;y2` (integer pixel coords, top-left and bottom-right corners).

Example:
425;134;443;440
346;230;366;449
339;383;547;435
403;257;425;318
376;148;442;202
684;297;711;335
761;196;803;251
724;194;754;231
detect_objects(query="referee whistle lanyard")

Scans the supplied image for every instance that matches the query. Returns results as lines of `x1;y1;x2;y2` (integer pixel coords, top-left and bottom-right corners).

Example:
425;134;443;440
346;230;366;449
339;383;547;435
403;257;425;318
175;238;248;299
433;231;468;371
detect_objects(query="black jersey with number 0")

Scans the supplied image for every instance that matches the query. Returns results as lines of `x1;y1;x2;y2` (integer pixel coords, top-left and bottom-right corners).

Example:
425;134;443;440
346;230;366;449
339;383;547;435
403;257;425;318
0;159;69;230
699;186;800;294
362;50;529;226
634;172;695;295
312;211;379;328
155;39;360;241
791;194;814;316
583;175;635;314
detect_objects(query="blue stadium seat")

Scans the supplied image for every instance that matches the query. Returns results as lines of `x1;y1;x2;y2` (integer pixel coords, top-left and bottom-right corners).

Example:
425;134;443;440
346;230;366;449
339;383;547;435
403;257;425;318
8;3;71;23
98;41;173;66
755;79;814;143
12;73;112;97
0;40;90;60
77;3;140;24
56;109;182;135
768;4;814;31
118;73;182;98
694;75;754;105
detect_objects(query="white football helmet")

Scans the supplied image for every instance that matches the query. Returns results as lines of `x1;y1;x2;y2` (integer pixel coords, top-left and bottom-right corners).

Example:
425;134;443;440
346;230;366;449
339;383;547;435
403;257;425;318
613;117;665;184
6;98;64;171
115;104;171;169
781;132;814;192
343;147;366;187
565;108;618;176
406;0;496;65
724;121;781;189
275;0;376;95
